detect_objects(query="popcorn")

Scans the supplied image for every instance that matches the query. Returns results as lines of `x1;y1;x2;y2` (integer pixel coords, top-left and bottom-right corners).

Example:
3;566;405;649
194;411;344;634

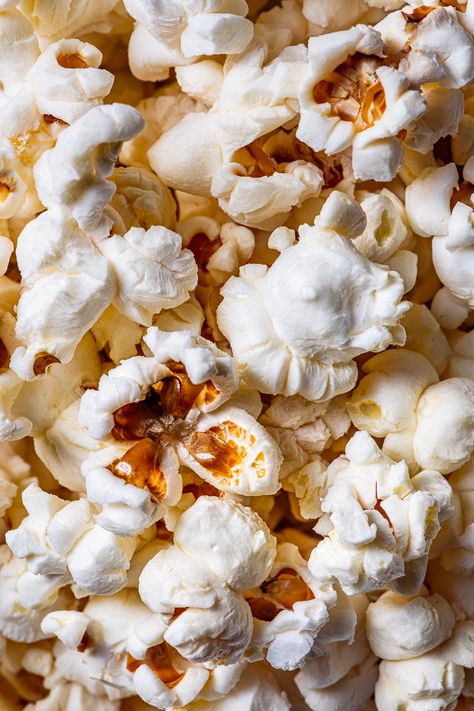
5;483;137;601
0;1;473;707
24;39;114;124
32;103;145;232
308;431;453;594
244;542;341;671
375;621;474;710
79;328;282;496
295;597;378;711
81;441;181;537
297;24;427;181
218;192;409;402
366;589;456;659
125;0;254;81
139;497;276;667
178;216;255;286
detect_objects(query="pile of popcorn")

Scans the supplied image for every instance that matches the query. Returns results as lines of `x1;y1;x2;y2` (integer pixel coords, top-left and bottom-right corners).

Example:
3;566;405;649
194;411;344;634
1;0;474;708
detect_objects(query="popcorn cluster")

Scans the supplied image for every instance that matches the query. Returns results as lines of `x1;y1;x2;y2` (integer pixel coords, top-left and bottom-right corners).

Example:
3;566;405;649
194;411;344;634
0;1;473;709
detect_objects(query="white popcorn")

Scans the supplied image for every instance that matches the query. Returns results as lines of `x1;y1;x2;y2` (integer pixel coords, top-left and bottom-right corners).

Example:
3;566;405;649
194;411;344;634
98;224;198;325
91;306;143;365
178;217;255;286
19;0;122;44
366;589;456;659
297;24;426;181
309;431;453;594
107;166;177;233
218;192;409;402
148;41;306;196
0;547;73;643
445;329;474;379
295;600;378;711
348;348;439;469
0;4;38;94
24;39;114;124
413;378;474;474
125;0;253;81
80;327;239;437
139;497;276;666
245;542;340;671
178;405;282;496
82;441;181;537
12;209;116;379
33;103;145;232
353;190;412;263
211;149;324;230
375;621;474;710
5;483;137;601
405;163;459;238
401;303;451;375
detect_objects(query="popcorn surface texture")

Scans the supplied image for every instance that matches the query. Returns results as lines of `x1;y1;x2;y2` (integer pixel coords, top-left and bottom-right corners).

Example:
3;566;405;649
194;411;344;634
0;1;474;710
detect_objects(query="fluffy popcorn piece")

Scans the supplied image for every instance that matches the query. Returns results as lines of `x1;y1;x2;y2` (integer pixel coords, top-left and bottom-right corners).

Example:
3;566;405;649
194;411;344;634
0;548;72;644
295;613;378;711
433;457;474;575
34;103;145;232
0;4;38;94
186;662;290;710
18;0;121;44
218;192;409;402
211;150;324;231
139;546;253;667
148;42;306;196
366;590;455;660
445;329;474;379
40;610;88;650
125;0;253;80
5;484;136;601
297;24;426;181
414;378;474;475
91;307;143;365
178;217;255;286
391;5;474;90
80;327;239;439
375;621;474;711
81;441;181;537
24;39;114;124
245;543;337;671
309;431;453;594
348;349;439;468
353;190;412;263
179;405;282;496
107;166;177;233
139;497;276;665
400;303;451;375
98;225;198;325
173;496;276;592
12;210;115;380
405;163;458;239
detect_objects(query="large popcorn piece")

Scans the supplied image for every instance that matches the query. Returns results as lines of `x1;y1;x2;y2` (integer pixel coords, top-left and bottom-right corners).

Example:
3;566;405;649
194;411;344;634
406;162;474;327
349;349;474;474
309;431;453;594
366;590;456;660
80;327;282;496
19;0;122;45
375;620;474;710
12;105;198;379
218;192;409;402
245;542;349;671
297;24;427;181
5;483;137;603
295;596;378;711
39;590;228;709
125;0;254;81
139;496;276;667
